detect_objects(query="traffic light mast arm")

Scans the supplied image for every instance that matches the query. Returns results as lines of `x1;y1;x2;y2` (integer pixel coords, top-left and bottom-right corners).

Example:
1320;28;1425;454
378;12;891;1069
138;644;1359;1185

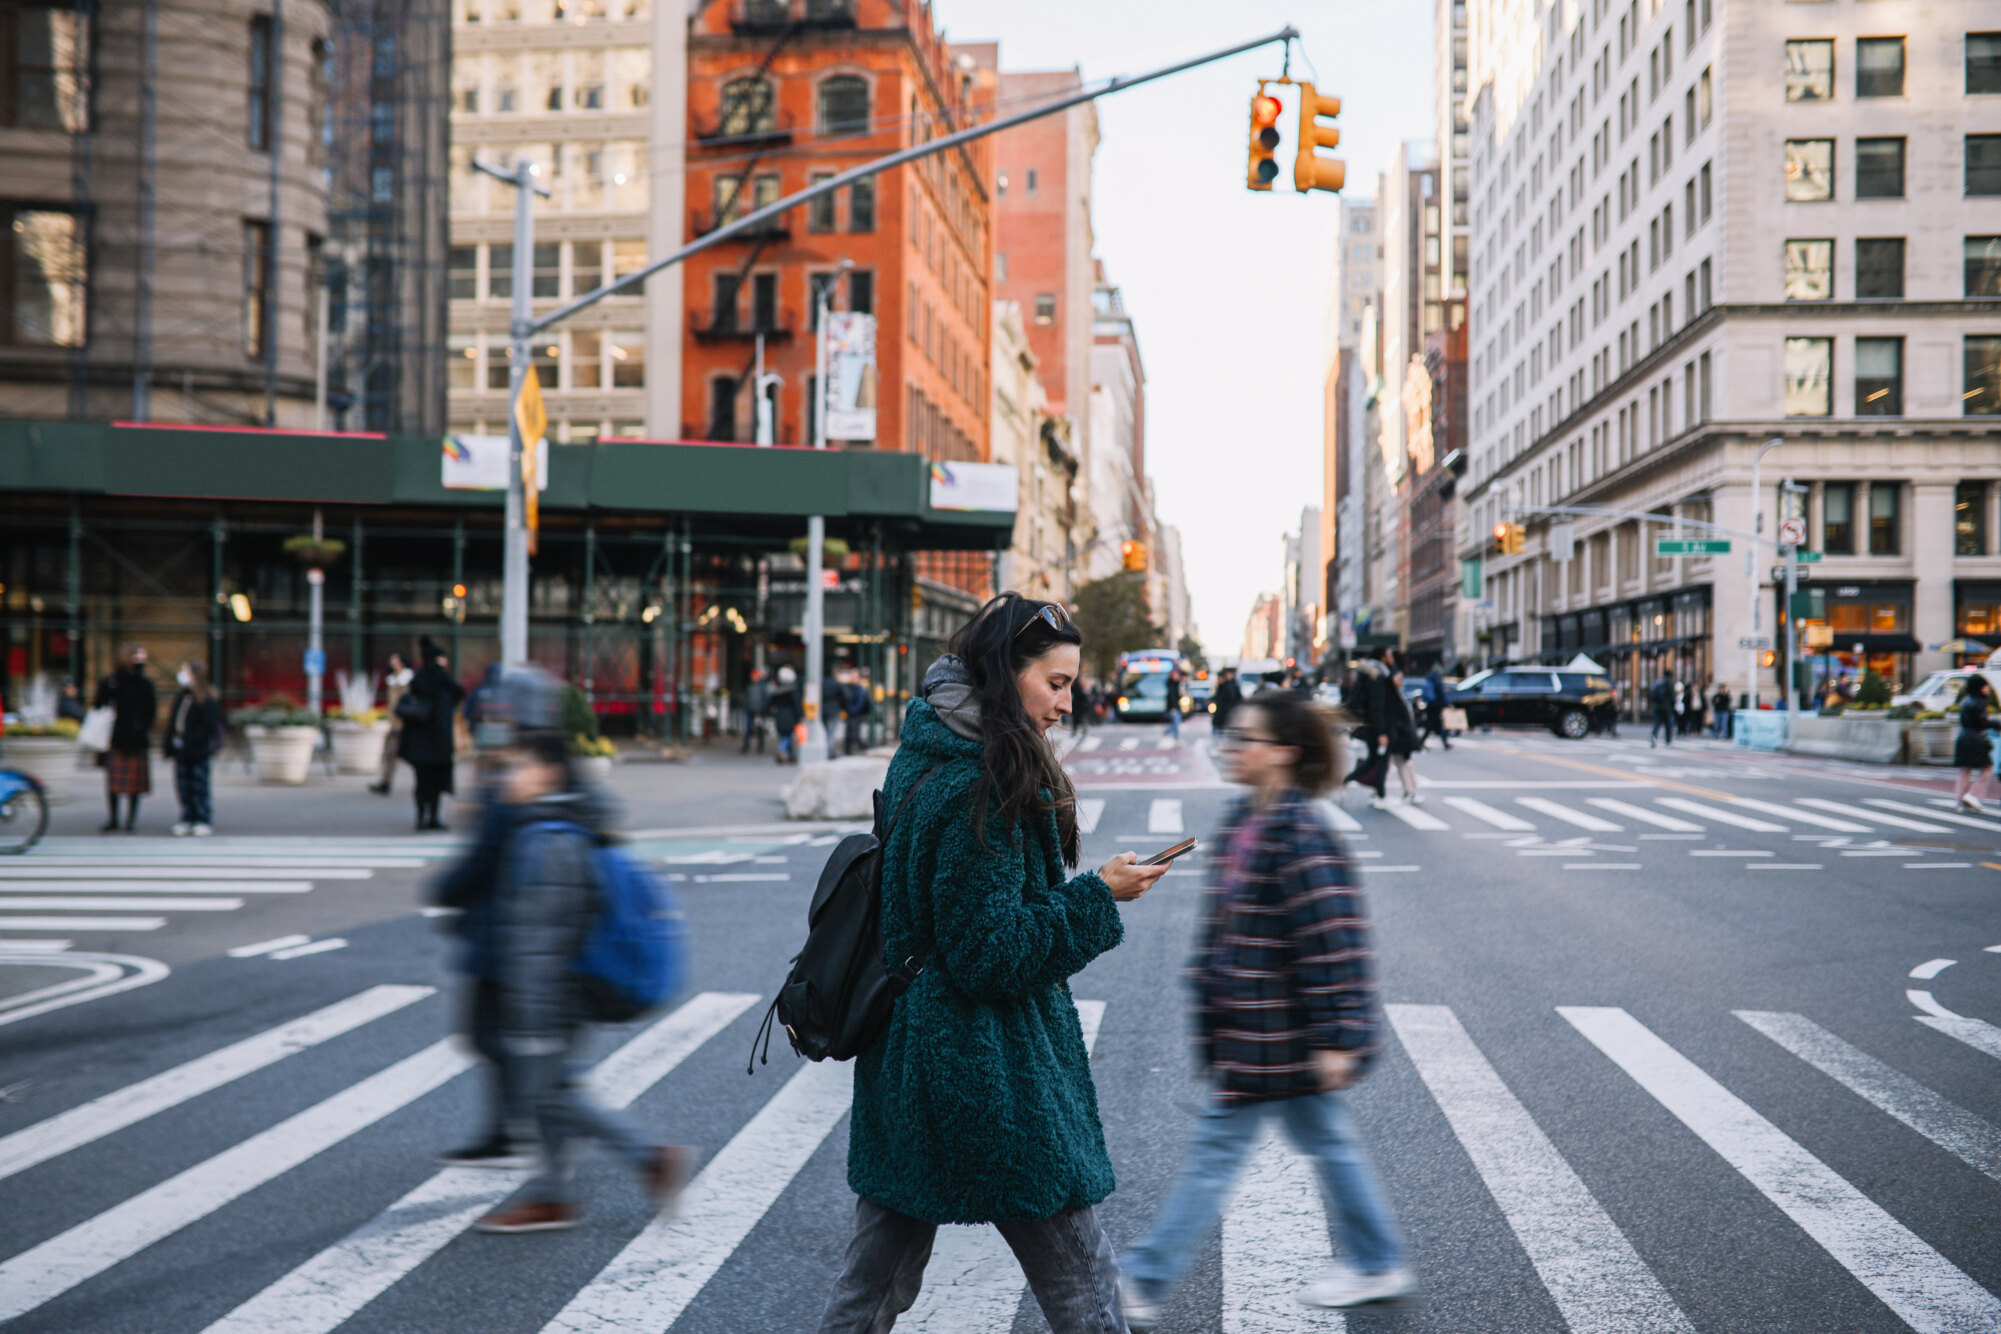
1500;502;1790;551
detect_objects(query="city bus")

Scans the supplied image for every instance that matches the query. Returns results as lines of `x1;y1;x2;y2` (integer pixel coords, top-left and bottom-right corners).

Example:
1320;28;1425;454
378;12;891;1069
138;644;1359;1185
1113;649;1190;722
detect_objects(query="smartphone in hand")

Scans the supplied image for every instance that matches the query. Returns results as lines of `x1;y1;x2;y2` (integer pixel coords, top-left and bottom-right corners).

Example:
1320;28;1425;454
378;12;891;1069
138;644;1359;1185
1140;837;1198;867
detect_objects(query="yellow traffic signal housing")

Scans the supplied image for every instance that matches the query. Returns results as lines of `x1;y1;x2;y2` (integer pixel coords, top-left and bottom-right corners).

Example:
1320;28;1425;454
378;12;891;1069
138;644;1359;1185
1490;522;1524;555
1120;539;1149;572
1247;87;1282;191
1293;81;1345;193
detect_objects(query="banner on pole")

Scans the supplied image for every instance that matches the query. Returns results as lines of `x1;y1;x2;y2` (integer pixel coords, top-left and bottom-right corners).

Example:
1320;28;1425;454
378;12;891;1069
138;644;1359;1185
442;434;547;492
927;460;1019;512
516;369;547;554
823;312;878;441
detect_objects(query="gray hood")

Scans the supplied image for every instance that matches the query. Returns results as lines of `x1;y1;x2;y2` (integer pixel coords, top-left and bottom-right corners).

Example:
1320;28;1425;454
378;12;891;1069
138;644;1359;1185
920;653;983;741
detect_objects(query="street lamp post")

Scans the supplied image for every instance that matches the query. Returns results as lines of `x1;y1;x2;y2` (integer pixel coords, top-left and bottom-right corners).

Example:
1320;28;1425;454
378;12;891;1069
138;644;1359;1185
1748;436;1785;709
799;260;854;767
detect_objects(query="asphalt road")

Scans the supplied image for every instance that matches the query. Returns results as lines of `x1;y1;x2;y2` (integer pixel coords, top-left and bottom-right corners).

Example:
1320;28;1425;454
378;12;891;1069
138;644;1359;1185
2;720;1999;1332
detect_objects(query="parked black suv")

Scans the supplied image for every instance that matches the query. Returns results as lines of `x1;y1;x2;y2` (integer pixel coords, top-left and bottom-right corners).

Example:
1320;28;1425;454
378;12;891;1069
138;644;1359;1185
1449;668;1618;739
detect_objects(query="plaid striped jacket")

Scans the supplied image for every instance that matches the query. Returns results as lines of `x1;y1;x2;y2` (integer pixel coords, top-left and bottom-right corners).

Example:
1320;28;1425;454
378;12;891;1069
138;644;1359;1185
1186;789;1378;1103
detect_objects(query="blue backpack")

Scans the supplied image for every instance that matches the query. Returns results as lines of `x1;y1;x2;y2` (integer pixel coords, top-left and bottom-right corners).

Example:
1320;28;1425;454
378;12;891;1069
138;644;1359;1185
565;833;686;1022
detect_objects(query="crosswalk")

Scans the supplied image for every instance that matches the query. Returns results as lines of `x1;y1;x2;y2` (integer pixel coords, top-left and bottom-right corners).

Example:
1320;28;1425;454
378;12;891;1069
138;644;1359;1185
5;980;1999;1331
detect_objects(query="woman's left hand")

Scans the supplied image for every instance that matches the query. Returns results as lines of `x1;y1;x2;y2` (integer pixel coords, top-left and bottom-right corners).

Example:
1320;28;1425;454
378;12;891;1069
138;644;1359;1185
1315;1048;1358;1091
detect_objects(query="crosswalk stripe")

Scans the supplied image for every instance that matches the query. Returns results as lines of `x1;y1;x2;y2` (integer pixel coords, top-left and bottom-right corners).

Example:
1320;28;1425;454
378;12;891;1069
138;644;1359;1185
1795;799;1951;833
1516;798;1622;832
1725;798;1872;833
0;881;312;894
1148;799;1184;834
1736;1011;2001;1186
542;1058;856;1333
0;866;371;881
1380;802;1451;831
1119;738;1140;751
0;858;425;869
1077;799;1105;835
1388;1005;1692;1334
1077;735;1103;752
1156;737;1177;750
0;984;434;1184
1655;798;1788;833
1441;797;1536;831
1314;800;1364;834
1865;799;2001;834
1222;1127;1348;1333
1915;1015;2001;1066
1560;1006;2001;1332
0;916;165;931
1585;799;1703;831
896;1000;1107;1332
198;992;760;1334
0;896;245;912
0;1039;472;1323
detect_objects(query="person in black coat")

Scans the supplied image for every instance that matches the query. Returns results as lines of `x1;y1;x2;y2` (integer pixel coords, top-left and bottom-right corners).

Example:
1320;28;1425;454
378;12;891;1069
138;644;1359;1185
1953;675;1996;813
94;644;157;832
1210;667;1244;733
1384;670;1424;803
398;638;467;830
163;660;223;836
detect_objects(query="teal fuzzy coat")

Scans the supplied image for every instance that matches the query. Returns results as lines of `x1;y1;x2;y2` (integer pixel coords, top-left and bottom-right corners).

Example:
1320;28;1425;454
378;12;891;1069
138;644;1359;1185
847;699;1124;1224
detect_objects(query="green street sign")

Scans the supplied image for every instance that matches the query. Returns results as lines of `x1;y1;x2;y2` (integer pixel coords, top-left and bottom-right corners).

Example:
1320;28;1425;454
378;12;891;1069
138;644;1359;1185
1795;550;1823;563
1655;539;1731;555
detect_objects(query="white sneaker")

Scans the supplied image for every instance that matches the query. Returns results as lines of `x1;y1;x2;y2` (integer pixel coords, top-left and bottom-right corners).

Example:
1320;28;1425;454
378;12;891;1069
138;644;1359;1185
170;822;192;837
1369;797;1390;810
1117;1276;1161;1331
1297;1262;1418;1308
1405;793;1425;804
192;823;213;837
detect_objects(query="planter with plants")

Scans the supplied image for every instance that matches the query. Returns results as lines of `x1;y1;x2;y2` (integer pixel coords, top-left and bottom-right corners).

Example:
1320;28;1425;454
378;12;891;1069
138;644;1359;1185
1913;709;1955;764
328;709;390;774
1;718;81;805
230;699;323;785
571;733;616;782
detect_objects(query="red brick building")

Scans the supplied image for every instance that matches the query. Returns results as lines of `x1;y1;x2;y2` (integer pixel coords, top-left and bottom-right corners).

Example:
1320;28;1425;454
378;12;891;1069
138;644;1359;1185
682;0;994;471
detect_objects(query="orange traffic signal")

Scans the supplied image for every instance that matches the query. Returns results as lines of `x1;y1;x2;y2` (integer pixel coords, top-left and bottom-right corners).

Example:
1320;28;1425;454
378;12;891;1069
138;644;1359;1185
1121;539;1149;572
1293;80;1345;193
1247;87;1282;191
1491;522;1524;555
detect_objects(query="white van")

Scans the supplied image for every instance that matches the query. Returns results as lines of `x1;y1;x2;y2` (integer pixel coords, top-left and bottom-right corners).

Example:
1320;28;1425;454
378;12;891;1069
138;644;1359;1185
1892;668;2001;711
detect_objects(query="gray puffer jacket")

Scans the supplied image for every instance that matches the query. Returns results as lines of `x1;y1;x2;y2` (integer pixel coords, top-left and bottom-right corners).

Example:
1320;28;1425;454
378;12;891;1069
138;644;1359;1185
495;786;613;1051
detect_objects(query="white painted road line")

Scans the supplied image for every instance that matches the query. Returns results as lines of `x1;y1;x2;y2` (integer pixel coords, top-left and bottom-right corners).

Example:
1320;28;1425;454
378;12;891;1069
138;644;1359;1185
228;935;312;958
0;857;422;869
1442;797;1536;831
1586;799;1703;831
1916;1015;2001;1066
1148;799;1184;834
692;873;791;883
1865;799;2001;834
896;1001;1107;1333
0;881;312;894
268;938;348;960
1076;799;1105;835
1905;863;1972;870
0;896;244;912
1655;799;1789;833
0;866;368;881
0;916;165;931
1380;802;1451;831
1565;864;1642;870
1796;798;1952;833
0;1039;472;1323
1689;850;1773;858
1222;1128;1349;1333
199;993;759;1334
1736;1011;2001;1187
542;1057;856;1333
1119;738;1140;751
0;984;434;1184
1156;737;1178;751
1076;735;1103;752
1389;1005;1693;1334
1314;800;1364;833
1727;798;1873;833
1749;864;1823;871
1516;798;1622;832
1561;1006;2001;1333
1360;865;1422;873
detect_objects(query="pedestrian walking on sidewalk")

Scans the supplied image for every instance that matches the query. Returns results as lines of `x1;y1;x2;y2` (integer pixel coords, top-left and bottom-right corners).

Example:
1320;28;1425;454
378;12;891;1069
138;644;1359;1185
163;660;221;836
1954;675;1996;813
1164;665;1186;742
1711;682;1732;738
1385;671;1422;803
816;592;1168;1334
843;667;873;755
740;667;772;755
1119;690;1410;1328
94;644;156;833
400;638;466;830
369;652;412;796
1648;669;1676;747
771;665;802;764
1344;647;1394;807
470;727;688;1233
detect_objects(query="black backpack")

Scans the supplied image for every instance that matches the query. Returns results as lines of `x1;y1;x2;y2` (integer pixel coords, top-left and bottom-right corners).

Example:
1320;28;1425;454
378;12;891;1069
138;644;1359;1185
748;764;943;1073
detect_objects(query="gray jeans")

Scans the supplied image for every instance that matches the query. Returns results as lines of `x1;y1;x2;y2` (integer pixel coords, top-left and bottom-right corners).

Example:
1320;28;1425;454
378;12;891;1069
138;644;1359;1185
513;1022;653;1205
817;1196;1127;1334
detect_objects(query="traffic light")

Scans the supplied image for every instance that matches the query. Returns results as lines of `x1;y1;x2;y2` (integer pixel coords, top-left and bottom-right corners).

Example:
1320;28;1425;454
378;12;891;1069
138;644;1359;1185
1293;80;1345;193
1246;87;1282;191
1120;539;1149;572
1490;522;1524;555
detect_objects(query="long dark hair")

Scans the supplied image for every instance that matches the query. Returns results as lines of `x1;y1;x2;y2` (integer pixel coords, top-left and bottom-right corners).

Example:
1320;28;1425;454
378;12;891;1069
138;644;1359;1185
948;592;1084;864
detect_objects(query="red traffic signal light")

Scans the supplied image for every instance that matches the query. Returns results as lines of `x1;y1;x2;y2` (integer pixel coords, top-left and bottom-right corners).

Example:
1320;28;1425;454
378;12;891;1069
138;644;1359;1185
1251;94;1282;127
1247;87;1282;191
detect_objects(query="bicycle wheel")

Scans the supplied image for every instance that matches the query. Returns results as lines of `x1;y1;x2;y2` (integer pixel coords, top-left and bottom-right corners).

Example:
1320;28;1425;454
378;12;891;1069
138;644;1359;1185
0;774;49;853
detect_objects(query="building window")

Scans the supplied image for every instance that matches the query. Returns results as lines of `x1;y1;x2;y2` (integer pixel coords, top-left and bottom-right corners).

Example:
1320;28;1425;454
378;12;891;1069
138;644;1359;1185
1857;37;1904;97
1855;337;1902;415
1785;39;1833;102
1;204;86;346
448;244;476;300
608;330;642;387
995;252;1007;282
1783;336;1832;416
1783;239;1833;300
1969;135;2001;196
1870;483;1901;555
2;4;90;130
807;172;835;232
1856;237;1904;298
1033;293;1055;325
714;176;742;226
712;272;739;331
1699;161;1712;219
817;75;869;137
572;330;601;390
1854;137;1905;198
248;15;274;150
848;269;873;315
243;220;271;358
1968;336;2001;415
572;239;602;295
848;177;875;232
1785;140;1834;201
707;376;738;441
807;271;838;329
751;272;777;331
449;333;477;389
1823;482;1855;554
1969;236;2001;296
1956;481;1988;555
486;336;510;389
1026;167;1039;196
532;242;559;298
718;77;774;136
1969;32;2001;94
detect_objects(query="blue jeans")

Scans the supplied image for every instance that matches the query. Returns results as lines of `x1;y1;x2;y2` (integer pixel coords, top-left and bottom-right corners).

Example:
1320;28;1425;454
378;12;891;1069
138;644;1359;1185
1165;708;1181;740
515;1023;654;1205
1122;1088;1405;1298
173;756;212;825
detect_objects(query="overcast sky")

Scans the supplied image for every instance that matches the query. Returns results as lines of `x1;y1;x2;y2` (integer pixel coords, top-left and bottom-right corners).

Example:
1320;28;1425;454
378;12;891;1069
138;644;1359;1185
945;0;1435;656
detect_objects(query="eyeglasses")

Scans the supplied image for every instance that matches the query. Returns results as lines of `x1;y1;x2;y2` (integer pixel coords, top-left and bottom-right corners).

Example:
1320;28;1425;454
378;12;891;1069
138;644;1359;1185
1013;603;1071;639
1215;727;1279;747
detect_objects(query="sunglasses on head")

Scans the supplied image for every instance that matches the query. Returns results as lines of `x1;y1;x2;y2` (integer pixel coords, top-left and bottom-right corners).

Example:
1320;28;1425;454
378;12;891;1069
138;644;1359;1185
1013;603;1071;639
